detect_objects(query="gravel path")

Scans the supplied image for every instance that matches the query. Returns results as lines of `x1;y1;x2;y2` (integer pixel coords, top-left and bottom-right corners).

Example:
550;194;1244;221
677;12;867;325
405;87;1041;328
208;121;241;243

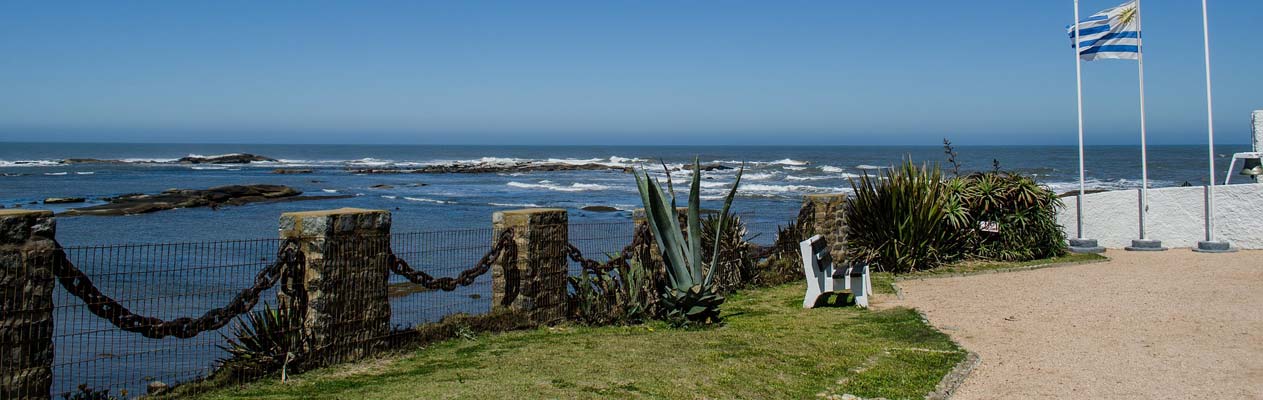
882;249;1263;399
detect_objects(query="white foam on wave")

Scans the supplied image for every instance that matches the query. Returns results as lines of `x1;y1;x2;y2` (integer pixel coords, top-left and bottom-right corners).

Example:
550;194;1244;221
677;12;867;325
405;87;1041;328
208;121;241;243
0;160;61;167
1044;178;1175;194
772;159;809;166
382;195;398;199
742;172;776;181
190;166;229;170
404;197;453;204
785;175;832;181
43;172;67;176
185;153;244;159
782;166;807;171
321;189;338;193
856;164;887;170
740;183;848;195
507;181;612;192
821;165;844;173
75;171;95;175
488;202;543;208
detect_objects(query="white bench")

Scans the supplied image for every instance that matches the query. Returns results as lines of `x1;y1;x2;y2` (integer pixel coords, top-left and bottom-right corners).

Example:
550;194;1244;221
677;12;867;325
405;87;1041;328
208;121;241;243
799;235;872;308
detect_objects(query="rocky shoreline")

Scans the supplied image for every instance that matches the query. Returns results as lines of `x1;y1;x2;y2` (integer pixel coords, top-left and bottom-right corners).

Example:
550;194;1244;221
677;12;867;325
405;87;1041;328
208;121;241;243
60;184;348;216
58;153;277;165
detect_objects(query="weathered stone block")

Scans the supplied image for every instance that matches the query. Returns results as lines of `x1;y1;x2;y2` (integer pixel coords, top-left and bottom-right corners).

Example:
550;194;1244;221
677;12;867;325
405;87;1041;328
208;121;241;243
803;194;849;263
278;208;392;367
492;209;568;324
0;210;55;399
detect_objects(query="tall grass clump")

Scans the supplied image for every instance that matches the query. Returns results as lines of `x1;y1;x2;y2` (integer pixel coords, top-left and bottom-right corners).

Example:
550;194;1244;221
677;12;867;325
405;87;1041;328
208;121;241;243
845;160;968;273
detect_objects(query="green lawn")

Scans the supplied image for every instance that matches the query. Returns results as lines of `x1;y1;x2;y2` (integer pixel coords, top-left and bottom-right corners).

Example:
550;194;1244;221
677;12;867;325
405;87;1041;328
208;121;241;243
191;284;964;400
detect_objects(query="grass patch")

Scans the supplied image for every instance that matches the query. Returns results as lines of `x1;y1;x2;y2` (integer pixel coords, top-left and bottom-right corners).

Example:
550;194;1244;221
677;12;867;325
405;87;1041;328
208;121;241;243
871;253;1106;294
190;284;963;400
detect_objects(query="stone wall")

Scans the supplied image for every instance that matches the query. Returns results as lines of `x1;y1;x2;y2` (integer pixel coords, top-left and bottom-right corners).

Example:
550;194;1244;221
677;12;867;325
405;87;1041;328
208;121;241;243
0;210;56;399
492;209;568;324
279;208;392;367
1057;184;1263;249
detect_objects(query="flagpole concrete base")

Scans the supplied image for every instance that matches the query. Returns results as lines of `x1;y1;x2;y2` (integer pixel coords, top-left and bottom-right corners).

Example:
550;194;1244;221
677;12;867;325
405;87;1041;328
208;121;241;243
1125;239;1168;252
1068;238;1105;254
1193;241;1236;253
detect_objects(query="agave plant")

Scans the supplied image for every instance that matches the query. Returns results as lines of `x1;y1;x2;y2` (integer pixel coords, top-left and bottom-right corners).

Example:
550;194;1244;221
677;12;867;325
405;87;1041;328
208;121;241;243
633;158;743;325
216;303;304;379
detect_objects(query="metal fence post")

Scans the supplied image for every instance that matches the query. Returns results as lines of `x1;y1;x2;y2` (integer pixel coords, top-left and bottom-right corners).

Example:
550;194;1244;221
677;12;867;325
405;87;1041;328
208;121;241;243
0;210;56;399
491;209;568;324
803;194;849;263
278;208;392;367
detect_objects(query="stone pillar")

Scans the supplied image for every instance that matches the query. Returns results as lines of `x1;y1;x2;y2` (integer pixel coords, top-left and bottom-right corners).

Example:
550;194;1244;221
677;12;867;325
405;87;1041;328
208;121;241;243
803;194;849;263
0;210;56;399
278;208;391;367
491;209;568;324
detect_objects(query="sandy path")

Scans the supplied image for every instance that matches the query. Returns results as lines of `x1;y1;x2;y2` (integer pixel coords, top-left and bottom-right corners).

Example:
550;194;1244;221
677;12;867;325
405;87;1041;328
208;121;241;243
882;249;1263;399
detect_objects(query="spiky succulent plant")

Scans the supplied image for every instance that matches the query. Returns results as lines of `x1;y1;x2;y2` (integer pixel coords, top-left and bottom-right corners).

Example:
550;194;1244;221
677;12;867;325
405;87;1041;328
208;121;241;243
633;158;743;325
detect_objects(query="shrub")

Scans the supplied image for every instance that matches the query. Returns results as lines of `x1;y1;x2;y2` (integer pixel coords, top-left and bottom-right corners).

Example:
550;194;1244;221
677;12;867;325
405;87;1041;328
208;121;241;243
566;255;654;325
845;160;968;273
215;303;304;380
948;172;1067;261
700;213;757;294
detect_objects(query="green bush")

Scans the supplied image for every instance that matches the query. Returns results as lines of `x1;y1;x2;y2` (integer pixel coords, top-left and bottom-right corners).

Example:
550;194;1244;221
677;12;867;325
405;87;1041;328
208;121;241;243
845;160;968;273
566;255;654;325
700;213;757;294
948;172;1067;261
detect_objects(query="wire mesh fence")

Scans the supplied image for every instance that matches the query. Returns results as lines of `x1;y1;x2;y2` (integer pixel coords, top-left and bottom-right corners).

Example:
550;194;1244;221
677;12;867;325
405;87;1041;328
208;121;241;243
388;228;496;328
53;239;284;397
567;222;636;274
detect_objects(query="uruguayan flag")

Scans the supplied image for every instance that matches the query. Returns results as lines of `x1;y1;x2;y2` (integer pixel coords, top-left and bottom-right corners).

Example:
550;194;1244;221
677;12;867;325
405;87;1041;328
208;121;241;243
1067;1;1141;61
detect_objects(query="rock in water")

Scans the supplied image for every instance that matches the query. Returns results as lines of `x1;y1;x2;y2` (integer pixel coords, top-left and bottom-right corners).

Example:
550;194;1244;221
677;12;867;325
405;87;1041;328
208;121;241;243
61;184;343;216
44;197;86;204
272;168;313;174
177;153;277;164
580;205;621;212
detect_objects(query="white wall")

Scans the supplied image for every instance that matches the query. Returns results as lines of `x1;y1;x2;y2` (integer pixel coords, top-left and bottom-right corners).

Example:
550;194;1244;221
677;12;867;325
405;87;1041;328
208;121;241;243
1058;184;1263;249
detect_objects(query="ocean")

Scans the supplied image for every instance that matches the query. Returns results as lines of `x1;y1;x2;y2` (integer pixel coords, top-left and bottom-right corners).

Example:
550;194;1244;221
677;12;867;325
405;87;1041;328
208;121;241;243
0;142;1251;246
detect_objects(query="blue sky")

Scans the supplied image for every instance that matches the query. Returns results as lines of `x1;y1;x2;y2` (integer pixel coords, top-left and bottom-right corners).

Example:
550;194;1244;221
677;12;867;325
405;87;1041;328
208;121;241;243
0;0;1259;145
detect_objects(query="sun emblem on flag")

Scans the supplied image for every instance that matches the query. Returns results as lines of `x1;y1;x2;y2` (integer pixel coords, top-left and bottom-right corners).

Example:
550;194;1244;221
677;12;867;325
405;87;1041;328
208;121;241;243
1118;5;1138;25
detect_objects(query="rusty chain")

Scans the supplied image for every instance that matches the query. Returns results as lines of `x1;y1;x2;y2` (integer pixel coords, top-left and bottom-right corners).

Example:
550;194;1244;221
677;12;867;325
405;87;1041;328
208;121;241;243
52;239;304;340
563;223;652;273
388;228;518;291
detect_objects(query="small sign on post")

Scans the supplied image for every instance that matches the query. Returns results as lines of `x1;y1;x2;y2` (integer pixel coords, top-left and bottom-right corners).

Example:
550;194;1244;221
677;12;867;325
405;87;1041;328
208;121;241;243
979;221;1000;233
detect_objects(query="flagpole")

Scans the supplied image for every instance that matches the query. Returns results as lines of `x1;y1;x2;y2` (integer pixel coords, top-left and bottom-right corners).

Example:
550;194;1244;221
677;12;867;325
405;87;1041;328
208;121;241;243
1126;0;1165;251
1202;0;1215;242
1141;0;1151;237
1074;0;1086;240
1067;0;1102;254
1194;0;1233;252
1136;0;1148;240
